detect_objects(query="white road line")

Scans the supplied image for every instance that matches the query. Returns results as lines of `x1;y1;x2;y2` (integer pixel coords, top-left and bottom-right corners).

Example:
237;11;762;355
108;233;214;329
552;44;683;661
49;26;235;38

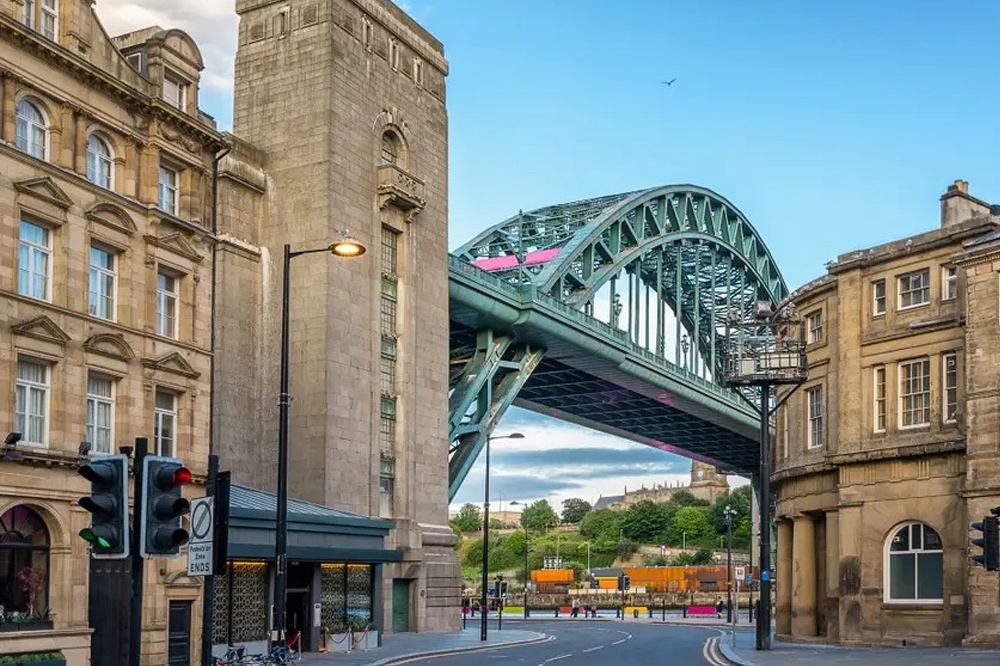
581;646;604;653
611;639;626;645
543;654;573;663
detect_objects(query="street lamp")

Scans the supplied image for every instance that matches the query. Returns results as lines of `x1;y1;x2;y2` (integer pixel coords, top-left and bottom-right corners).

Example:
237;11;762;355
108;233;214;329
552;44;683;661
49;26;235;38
724;505;737;624
680;333;690;370
481;432;524;641
274;233;365;647
683;531;687;551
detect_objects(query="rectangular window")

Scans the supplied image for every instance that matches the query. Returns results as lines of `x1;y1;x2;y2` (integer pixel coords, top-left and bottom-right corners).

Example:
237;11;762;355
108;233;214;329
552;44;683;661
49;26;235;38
22;0;34;28
807;311;823;344
88;245;116;320
156;271;179;339
154;390;176;456
126;51;143;72
15;359;49;446
413;58;424;85
163;75;185;111
899;358;931;427
873;279;886;316
379;395;396;451
807;386;824;449
19;219;51;301
40;0;57;40
943;354;957;424
942;266;957;301
874;365;886;433
379;457;395;518
86;375;115;454
898;269;930;310
389;38;399;70
158;165;178;214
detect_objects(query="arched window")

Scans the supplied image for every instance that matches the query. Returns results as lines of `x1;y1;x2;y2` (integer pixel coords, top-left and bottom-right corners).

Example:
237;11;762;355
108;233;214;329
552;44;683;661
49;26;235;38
0;506;50;622
87;133;113;189
885;521;942;602
380;130;401;166
15;99;47;160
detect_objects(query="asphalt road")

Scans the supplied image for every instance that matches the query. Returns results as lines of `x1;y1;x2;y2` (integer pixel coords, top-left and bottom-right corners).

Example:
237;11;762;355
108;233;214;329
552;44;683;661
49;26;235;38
396;621;732;666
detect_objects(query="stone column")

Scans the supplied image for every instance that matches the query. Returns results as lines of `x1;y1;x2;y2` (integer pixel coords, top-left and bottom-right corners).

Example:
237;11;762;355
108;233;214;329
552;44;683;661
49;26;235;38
791;514;817;637
776;518;793;635
837;504;862;643
74;111;88;176
1;74;16;143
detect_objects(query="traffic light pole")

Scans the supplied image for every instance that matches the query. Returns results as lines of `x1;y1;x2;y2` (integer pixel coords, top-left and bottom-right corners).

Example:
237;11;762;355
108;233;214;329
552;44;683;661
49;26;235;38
200;454;219;666
129;437;148;666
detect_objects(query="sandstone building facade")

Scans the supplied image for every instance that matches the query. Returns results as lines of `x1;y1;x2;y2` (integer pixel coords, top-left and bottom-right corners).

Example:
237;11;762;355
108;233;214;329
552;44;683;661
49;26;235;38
773;180;1000;647
0;3;223;664
594;460;729;510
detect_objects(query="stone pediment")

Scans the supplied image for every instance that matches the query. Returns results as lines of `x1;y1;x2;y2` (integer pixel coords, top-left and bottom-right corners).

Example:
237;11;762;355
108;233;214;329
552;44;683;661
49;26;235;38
10;315;71;346
141;351;200;378
83;333;135;362
86;203;137;236
144;232;204;263
14;176;73;210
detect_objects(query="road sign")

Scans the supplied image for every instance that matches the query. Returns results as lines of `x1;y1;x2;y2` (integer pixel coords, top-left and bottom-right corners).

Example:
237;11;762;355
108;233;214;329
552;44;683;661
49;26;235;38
761;571;771;581
735;566;745;579
745;573;753;585
187;497;214;577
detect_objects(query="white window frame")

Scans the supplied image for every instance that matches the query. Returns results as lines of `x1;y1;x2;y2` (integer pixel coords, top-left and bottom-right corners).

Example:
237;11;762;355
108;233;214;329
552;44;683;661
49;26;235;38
898;358;931;428
88;244;117;321
15;98;48;160
86;133;114;189
872;279;886;316
154;389;177;457
941;266;957;302
158;164;178;215
22;0;35;28
807;386;824;449
18;219;51;302
943;353;957;425
873;365;886;433
126;51;143;72
156;270;179;339
162;74;186;111
40;0;57;40
897;269;930;310
15;359;50;447
884;522;943;604
807;311;823;344
86;374;115;454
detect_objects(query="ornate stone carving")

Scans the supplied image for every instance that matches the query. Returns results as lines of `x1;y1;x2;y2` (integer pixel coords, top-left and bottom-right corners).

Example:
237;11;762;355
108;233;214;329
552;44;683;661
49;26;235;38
14;176;73;210
85;202;138;236
83;333;135;362
144;231;205;263
377;163;426;222
10;315;71;346
141;351;201;379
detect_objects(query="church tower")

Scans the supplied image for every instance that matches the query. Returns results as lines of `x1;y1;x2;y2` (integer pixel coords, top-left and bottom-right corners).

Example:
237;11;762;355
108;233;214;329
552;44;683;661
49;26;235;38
688;460;729;502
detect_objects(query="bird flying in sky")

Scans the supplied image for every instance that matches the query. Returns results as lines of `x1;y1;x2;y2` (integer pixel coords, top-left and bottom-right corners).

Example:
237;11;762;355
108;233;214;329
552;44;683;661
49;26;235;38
661;78;677;86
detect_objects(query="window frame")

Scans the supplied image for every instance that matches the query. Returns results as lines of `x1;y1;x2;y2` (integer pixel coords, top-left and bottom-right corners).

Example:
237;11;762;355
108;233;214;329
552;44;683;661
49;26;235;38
873;365;886;433
898;358;931;429
162;73;186;111
40;0;57;41
15;98;48;160
806;310;823;344
0;505;51;622
941;265;958;302
872;279;886;316
88;244;117;321
943;353;957;425
158;164;179;215
155;269;180;339
86;374;115;455
18;219;52;302
806;385;824;449
378;456;395;518
15;358;50;448
388;37;399;70
86;133;114;190
153;389;177;457
125;51;143;72
897;269;930;311
884;521;943;604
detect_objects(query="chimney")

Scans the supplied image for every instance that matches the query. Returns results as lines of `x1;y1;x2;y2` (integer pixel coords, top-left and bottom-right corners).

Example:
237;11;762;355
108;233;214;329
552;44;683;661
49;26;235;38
940;179;990;228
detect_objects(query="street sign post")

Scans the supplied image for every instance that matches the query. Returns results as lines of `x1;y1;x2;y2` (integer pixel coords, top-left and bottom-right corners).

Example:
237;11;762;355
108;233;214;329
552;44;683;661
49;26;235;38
735;566;745;580
187;496;214;577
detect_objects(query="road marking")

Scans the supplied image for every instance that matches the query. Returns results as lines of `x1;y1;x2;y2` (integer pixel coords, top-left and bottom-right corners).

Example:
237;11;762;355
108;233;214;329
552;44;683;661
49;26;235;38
702;636;727;666
542;654;572;663
611;639;626;645
581;646;604;653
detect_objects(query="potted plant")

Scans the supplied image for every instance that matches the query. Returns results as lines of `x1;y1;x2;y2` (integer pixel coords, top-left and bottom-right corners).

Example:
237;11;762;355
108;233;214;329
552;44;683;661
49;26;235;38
15;568;46;617
0;656;16;664
37;652;67;665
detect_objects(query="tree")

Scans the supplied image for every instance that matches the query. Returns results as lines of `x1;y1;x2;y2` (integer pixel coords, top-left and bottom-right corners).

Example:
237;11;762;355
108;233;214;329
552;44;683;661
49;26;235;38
709;486;752;535
665;505;711;545
579;508;622;541
621;500;672;543
561;498;592;524
520;499;560;531
668;490;710;509
451;503;482;533
671;547;715;566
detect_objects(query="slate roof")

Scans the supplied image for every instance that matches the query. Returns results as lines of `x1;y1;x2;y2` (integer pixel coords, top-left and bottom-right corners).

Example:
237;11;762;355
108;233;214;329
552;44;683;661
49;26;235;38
230;484;390;527
593;495;624;510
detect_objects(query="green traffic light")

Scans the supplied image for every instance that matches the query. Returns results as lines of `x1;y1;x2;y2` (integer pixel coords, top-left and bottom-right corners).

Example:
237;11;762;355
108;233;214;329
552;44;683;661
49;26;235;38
79;528;111;549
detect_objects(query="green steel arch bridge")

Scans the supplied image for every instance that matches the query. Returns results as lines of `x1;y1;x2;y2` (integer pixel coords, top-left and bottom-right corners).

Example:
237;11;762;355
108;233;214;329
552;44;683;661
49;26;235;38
448;184;787;500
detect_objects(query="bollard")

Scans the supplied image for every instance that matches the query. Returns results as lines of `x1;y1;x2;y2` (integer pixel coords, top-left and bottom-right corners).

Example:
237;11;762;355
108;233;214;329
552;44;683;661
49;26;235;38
616;607;621;619
661;601;666;621
648;607;653;619
683;604;688;618
555;607;559;618
632;609;639;619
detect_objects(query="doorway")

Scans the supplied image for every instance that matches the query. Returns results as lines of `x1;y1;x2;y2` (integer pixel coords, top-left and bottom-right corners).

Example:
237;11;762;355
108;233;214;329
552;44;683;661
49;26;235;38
287;591;311;650
392;579;410;633
167;600;192;665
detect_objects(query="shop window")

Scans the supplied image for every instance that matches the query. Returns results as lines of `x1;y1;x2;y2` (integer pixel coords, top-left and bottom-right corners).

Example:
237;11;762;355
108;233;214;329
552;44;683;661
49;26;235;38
0;505;50;628
885;522;942;603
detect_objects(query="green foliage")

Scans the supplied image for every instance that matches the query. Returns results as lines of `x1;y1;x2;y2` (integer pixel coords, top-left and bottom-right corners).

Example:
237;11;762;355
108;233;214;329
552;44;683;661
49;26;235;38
672;547;715;566
520;499;560;531
460;538;483;568
709;486;752;534
560;498;592;523
579;508;621;541
451;503;483;533
667;490;710;508
621;500;672;542
642;554;669;566
616;537;638;558
665;505;711;546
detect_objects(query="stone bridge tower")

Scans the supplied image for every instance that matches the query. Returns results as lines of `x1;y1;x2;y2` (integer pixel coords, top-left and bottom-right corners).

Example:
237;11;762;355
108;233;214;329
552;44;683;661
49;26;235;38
227;0;457;633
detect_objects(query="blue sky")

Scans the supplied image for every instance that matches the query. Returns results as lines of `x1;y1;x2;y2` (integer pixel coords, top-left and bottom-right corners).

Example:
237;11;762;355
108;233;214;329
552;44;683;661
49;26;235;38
104;1;1000;511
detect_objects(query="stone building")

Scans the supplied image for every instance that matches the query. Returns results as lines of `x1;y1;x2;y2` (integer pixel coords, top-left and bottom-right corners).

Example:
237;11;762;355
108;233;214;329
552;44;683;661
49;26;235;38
594;460;729;510
0;3;223;664
211;0;459;639
773;180;1000;647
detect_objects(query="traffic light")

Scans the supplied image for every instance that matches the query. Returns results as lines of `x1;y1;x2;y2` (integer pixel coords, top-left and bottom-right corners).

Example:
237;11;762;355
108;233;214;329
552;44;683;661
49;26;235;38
589;573;597;589
618;573;630;591
971;512;1000;572
77;454;129;559
499;580;509;598
140;455;191;557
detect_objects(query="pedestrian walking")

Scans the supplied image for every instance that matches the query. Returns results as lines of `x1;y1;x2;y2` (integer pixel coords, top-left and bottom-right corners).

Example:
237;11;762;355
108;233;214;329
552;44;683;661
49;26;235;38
715;598;724;618
571;598;580;618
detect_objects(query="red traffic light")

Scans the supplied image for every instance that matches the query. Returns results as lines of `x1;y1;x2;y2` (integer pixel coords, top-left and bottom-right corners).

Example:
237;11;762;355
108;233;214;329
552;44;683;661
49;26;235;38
173;467;192;487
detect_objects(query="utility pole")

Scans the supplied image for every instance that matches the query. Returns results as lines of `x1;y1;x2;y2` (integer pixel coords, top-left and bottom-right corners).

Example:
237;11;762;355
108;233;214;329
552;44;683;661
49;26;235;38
724;505;736;624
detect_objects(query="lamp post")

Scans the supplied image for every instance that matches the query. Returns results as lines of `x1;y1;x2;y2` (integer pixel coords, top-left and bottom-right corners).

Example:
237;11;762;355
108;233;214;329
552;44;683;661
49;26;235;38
724;505;737;624
683;531;687;551
274;234;365;647
481;432;524;641
748;513;754;623
523;525;530;618
680;333;690;370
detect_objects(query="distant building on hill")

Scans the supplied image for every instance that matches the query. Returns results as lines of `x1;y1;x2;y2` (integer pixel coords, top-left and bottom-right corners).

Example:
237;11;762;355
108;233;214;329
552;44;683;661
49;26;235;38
594;460;729;510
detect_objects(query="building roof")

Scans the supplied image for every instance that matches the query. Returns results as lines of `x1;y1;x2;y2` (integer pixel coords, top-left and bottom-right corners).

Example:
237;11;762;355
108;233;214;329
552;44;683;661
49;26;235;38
230;484;393;529
593;495;624;510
